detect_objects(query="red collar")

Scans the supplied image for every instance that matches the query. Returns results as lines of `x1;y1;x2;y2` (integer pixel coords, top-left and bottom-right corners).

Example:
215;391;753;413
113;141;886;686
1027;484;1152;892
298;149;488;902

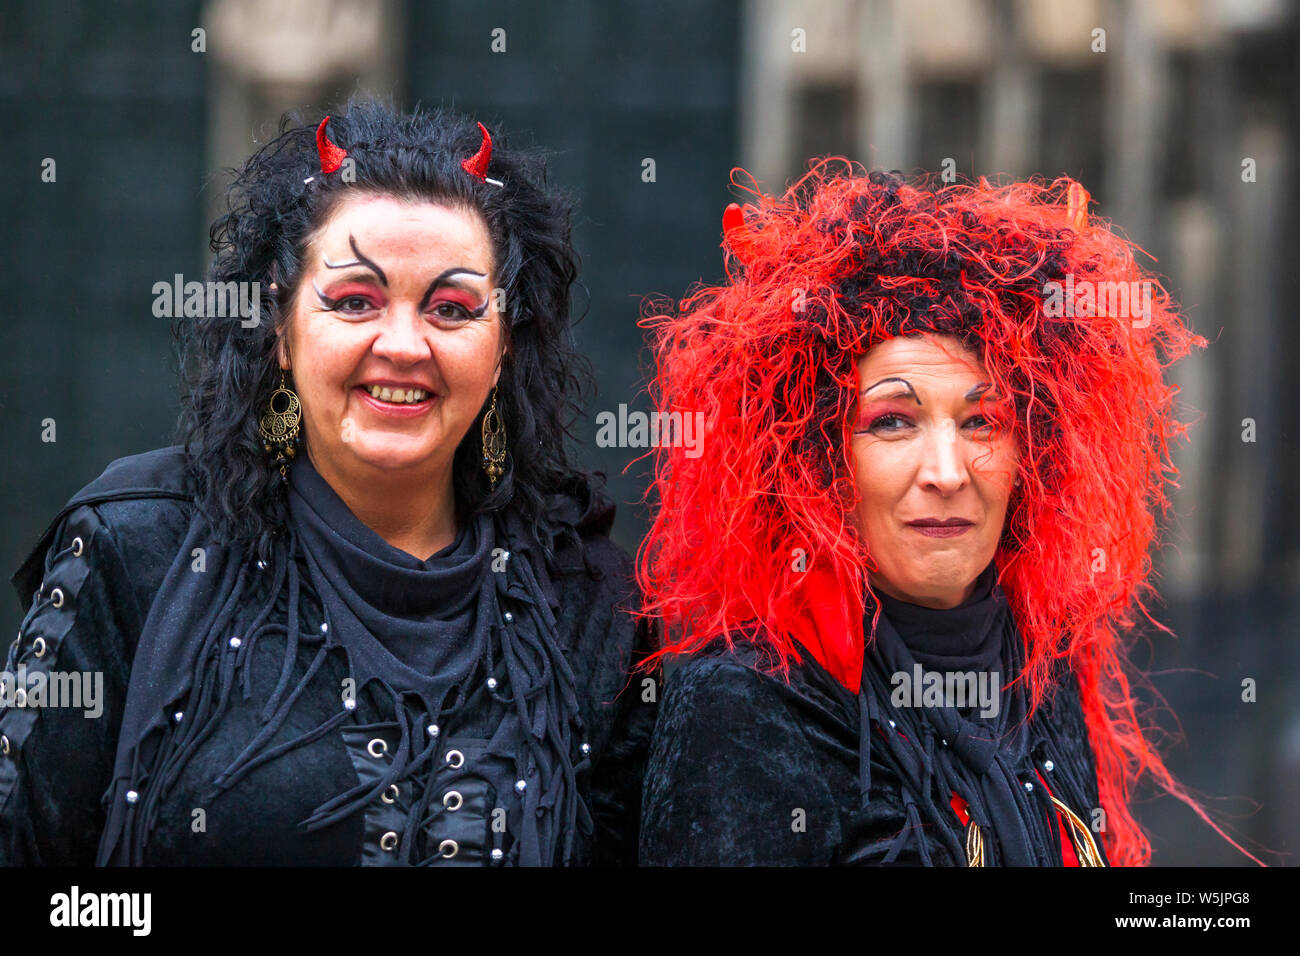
780;562;865;693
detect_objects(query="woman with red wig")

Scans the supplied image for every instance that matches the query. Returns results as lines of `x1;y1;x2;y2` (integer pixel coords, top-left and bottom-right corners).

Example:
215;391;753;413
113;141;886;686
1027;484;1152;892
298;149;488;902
637;162;1258;866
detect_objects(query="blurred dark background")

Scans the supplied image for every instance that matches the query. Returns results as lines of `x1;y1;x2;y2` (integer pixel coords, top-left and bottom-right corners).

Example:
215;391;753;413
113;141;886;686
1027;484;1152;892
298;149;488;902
1;0;1295;865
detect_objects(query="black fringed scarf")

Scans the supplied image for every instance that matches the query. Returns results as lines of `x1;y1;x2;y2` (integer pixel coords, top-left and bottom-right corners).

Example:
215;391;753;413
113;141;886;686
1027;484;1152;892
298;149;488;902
96;457;590;866
853;560;1104;866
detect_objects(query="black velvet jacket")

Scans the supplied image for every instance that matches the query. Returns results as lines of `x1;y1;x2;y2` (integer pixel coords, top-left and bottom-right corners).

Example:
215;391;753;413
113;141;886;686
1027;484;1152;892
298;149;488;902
1;447;656;866
640;633;1103;866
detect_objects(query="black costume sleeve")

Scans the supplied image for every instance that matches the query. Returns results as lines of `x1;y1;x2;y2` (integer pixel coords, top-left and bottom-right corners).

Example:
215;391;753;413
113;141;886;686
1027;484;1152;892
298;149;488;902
0;505;140;866
640;655;841;865
587;614;659;867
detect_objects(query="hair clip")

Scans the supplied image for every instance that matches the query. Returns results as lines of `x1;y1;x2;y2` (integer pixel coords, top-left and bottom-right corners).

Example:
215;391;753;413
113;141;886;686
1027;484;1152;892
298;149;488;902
462;122;503;187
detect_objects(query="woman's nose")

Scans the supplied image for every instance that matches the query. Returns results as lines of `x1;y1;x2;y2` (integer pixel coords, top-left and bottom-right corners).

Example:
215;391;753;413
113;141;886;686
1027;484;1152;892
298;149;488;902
371;304;433;365
916;418;968;495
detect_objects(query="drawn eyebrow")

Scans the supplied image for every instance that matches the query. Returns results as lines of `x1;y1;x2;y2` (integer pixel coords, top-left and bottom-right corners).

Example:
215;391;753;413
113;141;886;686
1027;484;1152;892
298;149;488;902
861;378;922;405
860;379;997;406
322;235;388;286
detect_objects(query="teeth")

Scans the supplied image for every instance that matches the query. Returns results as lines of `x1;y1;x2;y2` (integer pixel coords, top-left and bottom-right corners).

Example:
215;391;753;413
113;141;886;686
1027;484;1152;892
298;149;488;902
366;385;428;403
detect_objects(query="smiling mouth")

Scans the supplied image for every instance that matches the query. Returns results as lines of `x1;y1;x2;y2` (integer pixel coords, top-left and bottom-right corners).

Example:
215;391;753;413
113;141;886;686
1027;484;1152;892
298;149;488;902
360;385;432;404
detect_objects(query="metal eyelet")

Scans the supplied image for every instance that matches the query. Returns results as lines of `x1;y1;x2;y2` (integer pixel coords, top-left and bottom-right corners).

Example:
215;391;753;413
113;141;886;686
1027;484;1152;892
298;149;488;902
381;784;399;804
13;689;26;708
379;831;399;852
438;839;458;859
442;790;463;812
366;738;388;759
32;637;46;659
71;536;84;557
444;749;464;769
1;735;9;755
50;588;65;609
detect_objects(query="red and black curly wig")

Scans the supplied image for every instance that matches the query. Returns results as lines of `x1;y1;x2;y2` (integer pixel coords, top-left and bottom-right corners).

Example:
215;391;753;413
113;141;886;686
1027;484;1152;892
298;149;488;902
637;160;1256;867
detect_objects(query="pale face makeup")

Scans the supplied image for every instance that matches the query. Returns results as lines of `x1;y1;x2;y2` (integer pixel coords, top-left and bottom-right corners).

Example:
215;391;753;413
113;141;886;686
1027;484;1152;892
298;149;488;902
849;334;1020;609
279;193;503;543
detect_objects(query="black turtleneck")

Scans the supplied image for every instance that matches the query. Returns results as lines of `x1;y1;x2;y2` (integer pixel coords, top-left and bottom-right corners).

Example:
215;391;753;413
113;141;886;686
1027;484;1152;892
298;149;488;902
870;558;1004;677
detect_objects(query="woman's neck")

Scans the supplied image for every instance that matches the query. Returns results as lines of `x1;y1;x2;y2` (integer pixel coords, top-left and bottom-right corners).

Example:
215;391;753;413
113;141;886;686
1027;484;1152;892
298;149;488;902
307;450;459;560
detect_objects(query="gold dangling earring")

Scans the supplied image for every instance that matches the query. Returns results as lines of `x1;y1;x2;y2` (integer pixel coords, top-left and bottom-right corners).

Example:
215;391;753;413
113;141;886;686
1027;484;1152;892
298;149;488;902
481;387;507;487
259;369;302;481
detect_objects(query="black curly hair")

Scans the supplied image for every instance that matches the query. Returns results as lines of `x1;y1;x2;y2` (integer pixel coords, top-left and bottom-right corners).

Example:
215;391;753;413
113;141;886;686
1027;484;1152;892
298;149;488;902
176;95;599;562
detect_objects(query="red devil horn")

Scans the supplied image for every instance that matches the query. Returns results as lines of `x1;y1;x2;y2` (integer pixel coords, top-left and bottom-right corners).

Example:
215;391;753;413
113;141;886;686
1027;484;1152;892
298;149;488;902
722;203;756;265
315;116;348;174
462;122;493;181
1066;181;1091;231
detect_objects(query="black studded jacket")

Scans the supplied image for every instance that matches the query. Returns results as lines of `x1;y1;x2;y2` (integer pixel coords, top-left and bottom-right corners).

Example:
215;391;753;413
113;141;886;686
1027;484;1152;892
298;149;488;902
1;447;657;866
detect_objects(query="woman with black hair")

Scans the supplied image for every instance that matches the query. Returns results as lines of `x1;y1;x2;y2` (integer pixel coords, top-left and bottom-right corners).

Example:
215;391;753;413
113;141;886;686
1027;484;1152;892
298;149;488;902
1;98;655;866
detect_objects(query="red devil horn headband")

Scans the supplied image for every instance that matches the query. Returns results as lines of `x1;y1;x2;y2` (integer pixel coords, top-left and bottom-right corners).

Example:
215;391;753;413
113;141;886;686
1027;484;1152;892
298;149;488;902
462;122;503;187
722;202;757;267
1066;181;1091;231
315;116;348;175
306;116;503;188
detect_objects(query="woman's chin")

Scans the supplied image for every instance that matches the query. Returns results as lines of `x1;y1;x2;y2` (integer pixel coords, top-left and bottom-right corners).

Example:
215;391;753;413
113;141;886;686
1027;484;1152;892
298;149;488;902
340;438;442;475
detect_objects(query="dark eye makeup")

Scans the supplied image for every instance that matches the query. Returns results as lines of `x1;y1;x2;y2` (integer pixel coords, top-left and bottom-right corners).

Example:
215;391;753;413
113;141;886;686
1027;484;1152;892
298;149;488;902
858;413;998;434
312;280;488;323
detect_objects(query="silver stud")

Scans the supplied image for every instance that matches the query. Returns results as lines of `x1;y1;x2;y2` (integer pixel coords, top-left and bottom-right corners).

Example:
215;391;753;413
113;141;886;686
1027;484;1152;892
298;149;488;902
173;711;184;723
343;698;357;712
487;677;498;690
1024;781;1034;792
514;779;526;793
256;558;267;571
888;720;896;728
942;739;949;746
1043;759;1055;772
125;790;139;804
426;723;439;738
319;622;328;634
503;612;513;623
580;742;591;756
490;848;503;862
229;636;242;649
